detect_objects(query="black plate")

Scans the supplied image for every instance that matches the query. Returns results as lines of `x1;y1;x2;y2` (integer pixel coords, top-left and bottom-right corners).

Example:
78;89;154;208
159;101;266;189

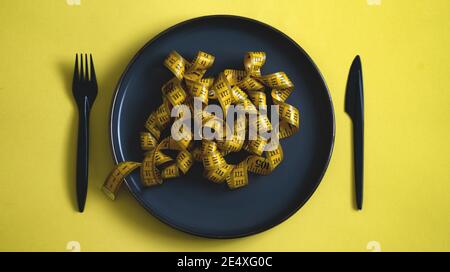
110;15;335;238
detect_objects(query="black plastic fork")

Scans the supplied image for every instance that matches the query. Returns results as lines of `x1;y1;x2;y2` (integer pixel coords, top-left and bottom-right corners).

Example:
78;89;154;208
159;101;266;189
72;54;97;212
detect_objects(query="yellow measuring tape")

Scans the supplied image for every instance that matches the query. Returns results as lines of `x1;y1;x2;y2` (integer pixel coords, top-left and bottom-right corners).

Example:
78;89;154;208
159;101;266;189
102;51;300;200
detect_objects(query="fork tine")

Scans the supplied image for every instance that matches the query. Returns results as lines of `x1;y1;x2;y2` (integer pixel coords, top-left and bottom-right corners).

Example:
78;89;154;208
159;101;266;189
89;54;96;83
85;54;89;81
80;53;85;81
73;54;79;82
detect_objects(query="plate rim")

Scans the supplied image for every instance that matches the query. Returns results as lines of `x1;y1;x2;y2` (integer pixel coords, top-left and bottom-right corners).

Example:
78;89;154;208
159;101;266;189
109;14;336;239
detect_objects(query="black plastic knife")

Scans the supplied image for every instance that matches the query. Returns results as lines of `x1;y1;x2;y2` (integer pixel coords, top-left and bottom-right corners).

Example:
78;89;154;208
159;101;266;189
345;55;364;210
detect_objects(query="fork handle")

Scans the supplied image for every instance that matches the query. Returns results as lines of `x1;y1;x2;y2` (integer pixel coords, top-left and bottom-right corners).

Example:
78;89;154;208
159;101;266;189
76;97;90;213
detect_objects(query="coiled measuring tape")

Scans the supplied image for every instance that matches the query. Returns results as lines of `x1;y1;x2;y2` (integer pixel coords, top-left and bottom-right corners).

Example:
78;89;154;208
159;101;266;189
102;51;300;200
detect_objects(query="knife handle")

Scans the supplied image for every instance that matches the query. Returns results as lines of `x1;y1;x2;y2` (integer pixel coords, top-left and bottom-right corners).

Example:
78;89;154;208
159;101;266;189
353;107;364;210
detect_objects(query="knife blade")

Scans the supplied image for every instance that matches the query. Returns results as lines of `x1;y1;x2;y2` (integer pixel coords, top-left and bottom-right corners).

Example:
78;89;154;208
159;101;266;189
345;55;364;210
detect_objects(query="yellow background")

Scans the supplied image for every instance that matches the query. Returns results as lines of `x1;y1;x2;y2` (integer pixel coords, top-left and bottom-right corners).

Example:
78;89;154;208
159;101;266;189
0;0;448;252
